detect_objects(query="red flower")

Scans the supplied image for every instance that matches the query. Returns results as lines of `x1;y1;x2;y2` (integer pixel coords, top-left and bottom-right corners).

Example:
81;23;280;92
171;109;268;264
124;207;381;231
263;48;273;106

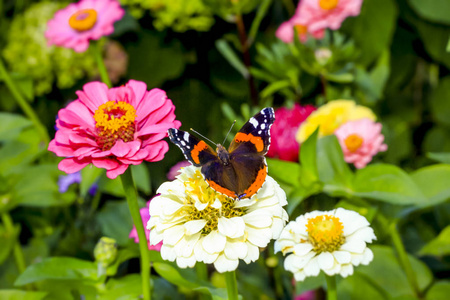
267;104;316;162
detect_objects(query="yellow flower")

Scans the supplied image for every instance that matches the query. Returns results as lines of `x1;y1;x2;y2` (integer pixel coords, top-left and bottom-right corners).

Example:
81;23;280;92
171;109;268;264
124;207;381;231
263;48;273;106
296;100;376;143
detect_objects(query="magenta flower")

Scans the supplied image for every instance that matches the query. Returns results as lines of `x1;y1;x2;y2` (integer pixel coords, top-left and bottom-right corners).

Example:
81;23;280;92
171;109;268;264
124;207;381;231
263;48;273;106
334;118;387;169
48;80;181;179
166;160;191;181
129;200;162;251
267;104;316;162
276;0;363;43
45;0;125;52
295;290;316;300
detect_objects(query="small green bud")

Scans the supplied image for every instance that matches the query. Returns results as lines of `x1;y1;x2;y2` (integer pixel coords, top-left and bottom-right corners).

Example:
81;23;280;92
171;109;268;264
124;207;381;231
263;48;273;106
94;237;118;267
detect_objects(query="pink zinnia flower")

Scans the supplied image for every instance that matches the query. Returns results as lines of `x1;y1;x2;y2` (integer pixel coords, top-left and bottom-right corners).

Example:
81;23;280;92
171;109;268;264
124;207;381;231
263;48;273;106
267;104;316;162
166;160;191;181
48;80;181;179
334;118;387;169
276;0;363;43
45;0;125;52
129;200;162;251
295;290;316;300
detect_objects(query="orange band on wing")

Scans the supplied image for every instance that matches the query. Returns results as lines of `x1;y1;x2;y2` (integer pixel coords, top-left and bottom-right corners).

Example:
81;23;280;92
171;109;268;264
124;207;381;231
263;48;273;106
234;132;264;152
191;140;209;164
206;179;236;198
243;166;267;199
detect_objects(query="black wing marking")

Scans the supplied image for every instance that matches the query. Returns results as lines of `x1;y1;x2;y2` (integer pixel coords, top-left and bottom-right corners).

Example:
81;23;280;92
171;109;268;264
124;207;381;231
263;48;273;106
228;107;275;154
167;128;217;167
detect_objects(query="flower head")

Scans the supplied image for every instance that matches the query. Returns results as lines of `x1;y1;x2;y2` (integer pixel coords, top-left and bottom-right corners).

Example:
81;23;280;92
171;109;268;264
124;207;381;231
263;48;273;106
276;0;363;43
267;104;316;162
148;165;288;273
45;0;125;52
275;208;376;281
48;80;181;179
129;200;162;251
334;118;387;168
296;100;375;143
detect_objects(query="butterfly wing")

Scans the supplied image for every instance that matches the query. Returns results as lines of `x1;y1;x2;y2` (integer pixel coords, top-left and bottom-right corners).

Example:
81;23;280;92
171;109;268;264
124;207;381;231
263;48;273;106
227;107;275;198
167;128;217;167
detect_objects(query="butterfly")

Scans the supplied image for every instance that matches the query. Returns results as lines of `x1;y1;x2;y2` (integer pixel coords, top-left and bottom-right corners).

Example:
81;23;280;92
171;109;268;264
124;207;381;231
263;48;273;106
167;107;275;199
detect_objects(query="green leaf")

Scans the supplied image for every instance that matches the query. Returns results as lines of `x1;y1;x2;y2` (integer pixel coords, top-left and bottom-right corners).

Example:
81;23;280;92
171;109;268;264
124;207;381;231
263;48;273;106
337;271;386;299
419;226;450;257
0;113;32;141
357;245;433;298
341;0;398;66
99;274;142;300
427;152;450;164
153;262;200;289
323;72;354;83
353;164;427;205
430;77;450;127
266;158;301;187
126;30;186;87
316;135;353;196
80;166;104;198
14;257;98;286
96;201;133;246
215;39;248;79
131;164;151;195
408;0;450;25
411;164;450;206
426;281;450;300
300;128;319;181
260;80;292;98
194;286;229;300
0;224;19;265
106;247;140;276
0;290;47;300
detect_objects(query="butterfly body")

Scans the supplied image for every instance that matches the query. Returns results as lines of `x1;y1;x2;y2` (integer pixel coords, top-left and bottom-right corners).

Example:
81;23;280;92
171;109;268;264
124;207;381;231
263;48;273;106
168;107;275;199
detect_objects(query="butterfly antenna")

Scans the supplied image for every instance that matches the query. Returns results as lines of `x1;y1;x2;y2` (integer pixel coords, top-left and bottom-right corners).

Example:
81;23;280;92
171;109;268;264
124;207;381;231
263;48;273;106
222;120;236;145
190;128;217;146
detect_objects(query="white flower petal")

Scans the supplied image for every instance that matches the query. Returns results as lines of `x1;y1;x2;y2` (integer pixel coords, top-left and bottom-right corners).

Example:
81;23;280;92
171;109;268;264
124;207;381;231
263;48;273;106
211;198;222;209
202;230;226;254
184;220;207;235
218;217;245;238
160;244;176;261
361;248;374;265
246;227;272;247
243;243;260;264
293;243;313;256
303;256;320;276
176;255;197;268
340;264;354;277
340;239;366;254
318;252;335;270
214;254;239;273
242;210;273;228
333;250;352;264
224;240;248;260
163;225;185;246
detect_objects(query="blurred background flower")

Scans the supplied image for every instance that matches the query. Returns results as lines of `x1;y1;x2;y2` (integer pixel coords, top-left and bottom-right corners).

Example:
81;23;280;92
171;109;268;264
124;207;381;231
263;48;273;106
166;160;191;180
267;104;316;162
296;100;376;143
45;0;125;52
334;118;387;168
2;1;97;96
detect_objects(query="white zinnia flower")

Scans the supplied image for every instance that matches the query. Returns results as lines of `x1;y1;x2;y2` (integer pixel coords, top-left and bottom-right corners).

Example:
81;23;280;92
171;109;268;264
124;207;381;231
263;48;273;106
275;208;376;281
148;165;288;273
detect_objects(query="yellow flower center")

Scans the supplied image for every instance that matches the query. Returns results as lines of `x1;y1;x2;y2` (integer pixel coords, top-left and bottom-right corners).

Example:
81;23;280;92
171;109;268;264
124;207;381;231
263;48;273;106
294;24;308;35
344;133;364;152
69;9;98;31
93;101;137;151
319;0;339;10
306;214;345;253
184;170;246;235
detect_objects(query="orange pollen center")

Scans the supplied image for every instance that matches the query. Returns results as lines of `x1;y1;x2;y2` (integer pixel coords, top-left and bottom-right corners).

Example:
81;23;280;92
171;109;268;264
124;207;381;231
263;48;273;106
344;133;364;152
93;101;137;151
294;24;308;35
319;0;339;10
69;9;98;31
306;214;345;253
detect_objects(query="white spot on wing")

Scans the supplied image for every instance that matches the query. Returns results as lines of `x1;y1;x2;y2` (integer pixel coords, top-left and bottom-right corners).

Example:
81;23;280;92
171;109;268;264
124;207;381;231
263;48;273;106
261;123;266;129
181;141;186;146
249;117;259;128
183;131;190;141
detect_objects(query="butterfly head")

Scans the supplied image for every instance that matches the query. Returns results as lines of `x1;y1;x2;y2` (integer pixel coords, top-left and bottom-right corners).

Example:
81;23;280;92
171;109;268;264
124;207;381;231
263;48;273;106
216;144;230;165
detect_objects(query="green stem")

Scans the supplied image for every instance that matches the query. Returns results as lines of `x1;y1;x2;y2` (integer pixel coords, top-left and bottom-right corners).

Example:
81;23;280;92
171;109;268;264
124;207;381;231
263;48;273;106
224;271;239;300
1;212;30;289
120;168;151;300
0;58;49;144
325;275;337;300
196;262;208;281
92;41;111;88
390;222;421;298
